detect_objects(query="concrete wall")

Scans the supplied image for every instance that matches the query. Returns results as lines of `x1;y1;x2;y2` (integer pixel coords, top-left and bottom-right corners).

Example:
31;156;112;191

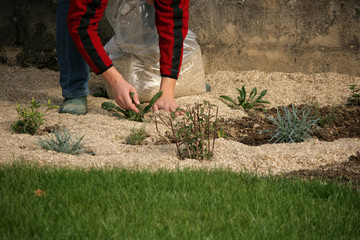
1;0;359;76
190;0;360;75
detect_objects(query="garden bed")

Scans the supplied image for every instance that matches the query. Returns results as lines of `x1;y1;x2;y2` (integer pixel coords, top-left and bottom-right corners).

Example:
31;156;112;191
220;105;360;188
221;104;360;146
0;64;359;187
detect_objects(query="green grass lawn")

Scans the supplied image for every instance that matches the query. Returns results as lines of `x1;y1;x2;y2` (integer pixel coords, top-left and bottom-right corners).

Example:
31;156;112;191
1;161;359;240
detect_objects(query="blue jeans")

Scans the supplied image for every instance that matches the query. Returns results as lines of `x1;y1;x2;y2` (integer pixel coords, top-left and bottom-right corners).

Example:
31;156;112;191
56;0;90;98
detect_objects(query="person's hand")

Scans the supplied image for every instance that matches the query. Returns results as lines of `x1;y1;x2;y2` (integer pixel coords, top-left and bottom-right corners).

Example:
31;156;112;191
153;77;184;115
153;92;178;113
101;67;140;112
111;78;140;113
146;0;154;5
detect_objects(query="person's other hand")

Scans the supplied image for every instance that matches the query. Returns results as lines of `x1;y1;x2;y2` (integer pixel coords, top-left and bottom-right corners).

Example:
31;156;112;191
153;77;184;115
153;92;178;113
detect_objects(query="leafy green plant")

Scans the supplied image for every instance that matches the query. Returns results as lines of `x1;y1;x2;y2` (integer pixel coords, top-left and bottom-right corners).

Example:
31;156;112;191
267;104;319;143
12;98;59;135
220;85;270;111
311;103;340;128
125;127;148;145
155;101;219;160
347;84;360;106
38;128;92;155
102;91;163;122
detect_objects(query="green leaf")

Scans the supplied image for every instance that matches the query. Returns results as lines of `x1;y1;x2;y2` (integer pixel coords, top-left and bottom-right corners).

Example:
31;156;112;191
255;90;268;102
237;96;245;105
143;91;163;114
113;113;123;119
220;95;237;106
248;87;257;102
235;87;245;101
101;102;117;111
240;86;246;100
242;102;252;110
130;92;135;102
117;108;128;115
256;100;270;104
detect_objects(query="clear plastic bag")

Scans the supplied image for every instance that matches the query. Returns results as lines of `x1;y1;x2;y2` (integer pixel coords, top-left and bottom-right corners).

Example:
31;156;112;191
104;0;206;102
105;0;158;57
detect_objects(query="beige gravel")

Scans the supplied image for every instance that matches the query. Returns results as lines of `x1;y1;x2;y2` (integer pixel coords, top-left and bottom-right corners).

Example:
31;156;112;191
0;64;359;175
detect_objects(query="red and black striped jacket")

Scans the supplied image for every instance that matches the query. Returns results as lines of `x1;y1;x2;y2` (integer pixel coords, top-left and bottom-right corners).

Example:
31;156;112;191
67;0;189;79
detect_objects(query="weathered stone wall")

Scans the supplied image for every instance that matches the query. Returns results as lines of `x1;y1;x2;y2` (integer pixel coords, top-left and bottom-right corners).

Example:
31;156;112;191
190;0;360;76
1;0;359;76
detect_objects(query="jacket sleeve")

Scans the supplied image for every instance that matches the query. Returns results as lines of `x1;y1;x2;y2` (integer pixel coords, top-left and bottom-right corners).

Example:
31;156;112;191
154;0;189;80
67;0;113;75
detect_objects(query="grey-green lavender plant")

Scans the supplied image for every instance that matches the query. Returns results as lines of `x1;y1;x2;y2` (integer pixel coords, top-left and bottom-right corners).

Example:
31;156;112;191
38;128;92;155
267;104;319;143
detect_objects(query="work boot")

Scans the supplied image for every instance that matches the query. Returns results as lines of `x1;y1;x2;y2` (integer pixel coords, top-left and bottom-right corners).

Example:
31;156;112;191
59;96;87;115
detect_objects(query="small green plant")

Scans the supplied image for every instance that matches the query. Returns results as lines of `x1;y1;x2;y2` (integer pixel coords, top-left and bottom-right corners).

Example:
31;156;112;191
102;91;163;122
311;103;340;128
267;104;319;143
38;128;92;155
220;85;270;111
125;127;148;145
11;98;59;135
216;127;228;138
156;101;219;160
347;84;360;106
317;113;337;128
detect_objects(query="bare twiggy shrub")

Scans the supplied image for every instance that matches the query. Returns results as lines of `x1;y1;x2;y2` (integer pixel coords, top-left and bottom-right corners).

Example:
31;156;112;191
155;101;219;160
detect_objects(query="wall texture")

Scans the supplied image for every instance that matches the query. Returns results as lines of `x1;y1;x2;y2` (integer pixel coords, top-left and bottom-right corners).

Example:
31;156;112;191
190;0;360;75
0;0;359;76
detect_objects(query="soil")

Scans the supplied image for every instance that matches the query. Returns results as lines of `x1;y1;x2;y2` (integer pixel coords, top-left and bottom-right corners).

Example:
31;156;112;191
283;151;360;190
220;104;360;146
0;64;359;189
220;104;360;189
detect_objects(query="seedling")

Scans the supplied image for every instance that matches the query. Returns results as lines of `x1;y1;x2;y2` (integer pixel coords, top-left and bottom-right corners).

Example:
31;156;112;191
102;91;163;122
311;103;340;128
11;98;59;135
266;104;319;143
347;84;360;106
125;127;148;145
220;85;270;111
38;128;93;155
155;101;219;160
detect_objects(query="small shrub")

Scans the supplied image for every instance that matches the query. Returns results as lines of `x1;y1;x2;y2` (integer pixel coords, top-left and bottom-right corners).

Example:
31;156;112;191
155;101;219;160
267;104;319;143
102;91;162;122
220;85;270;111
38;128;92;155
12;98;58;135
125;127;148;145
347;84;360;106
